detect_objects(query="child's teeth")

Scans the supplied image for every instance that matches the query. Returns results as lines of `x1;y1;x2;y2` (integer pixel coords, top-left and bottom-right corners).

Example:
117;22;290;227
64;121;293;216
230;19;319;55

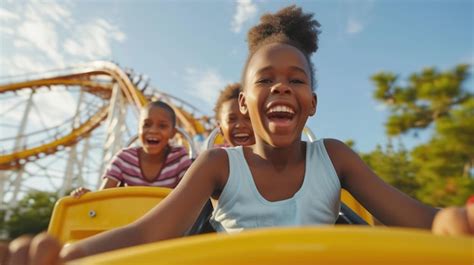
234;133;249;137
268;105;294;114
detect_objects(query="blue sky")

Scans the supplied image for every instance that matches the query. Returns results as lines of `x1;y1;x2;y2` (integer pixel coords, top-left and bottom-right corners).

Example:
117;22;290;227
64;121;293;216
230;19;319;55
1;0;473;152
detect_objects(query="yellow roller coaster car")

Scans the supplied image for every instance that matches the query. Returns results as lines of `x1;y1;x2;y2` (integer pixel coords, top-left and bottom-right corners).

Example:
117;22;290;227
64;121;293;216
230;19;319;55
67;226;472;265
48;187;472;265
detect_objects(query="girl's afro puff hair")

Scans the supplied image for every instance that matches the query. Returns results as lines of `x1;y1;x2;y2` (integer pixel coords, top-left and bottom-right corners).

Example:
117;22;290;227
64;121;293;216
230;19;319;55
247;5;321;56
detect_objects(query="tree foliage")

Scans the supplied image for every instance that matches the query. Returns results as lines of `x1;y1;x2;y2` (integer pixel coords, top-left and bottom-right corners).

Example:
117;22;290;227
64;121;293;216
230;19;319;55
3;191;58;239
0;209;5;239
361;142;420;199
372;64;471;136
366;64;473;207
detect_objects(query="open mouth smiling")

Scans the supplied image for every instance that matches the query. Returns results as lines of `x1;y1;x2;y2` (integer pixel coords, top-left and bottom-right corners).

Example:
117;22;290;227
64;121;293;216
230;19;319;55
266;104;295;122
145;137;161;145
232;132;252;143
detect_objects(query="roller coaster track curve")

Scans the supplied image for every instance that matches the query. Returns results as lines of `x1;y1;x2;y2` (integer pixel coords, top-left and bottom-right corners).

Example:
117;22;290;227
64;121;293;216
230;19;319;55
0;61;213;207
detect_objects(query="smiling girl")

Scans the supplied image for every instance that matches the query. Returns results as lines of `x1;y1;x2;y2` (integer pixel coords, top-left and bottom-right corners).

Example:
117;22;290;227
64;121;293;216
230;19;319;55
71;100;192;197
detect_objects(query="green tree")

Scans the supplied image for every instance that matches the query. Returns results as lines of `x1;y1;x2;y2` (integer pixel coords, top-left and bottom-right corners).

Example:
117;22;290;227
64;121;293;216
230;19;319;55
0;208;6;239
370;64;473;207
361;142;420;199
372;64;471;136
4;191;58;239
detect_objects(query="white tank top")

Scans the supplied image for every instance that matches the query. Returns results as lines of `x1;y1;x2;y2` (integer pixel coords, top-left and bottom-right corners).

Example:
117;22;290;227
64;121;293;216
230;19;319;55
210;139;341;233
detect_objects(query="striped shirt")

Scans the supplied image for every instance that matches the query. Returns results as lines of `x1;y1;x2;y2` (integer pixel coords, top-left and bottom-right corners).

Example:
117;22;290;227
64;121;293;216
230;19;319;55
102;146;192;188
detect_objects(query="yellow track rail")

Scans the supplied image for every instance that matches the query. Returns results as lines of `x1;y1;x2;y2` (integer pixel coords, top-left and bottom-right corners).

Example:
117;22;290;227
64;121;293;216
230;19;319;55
0;61;210;170
0;106;108;169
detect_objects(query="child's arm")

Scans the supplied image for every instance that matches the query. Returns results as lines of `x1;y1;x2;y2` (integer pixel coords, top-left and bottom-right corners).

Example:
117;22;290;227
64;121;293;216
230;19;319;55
3;148;229;264
70;178;119;198
324;139;438;228
99;177;121;189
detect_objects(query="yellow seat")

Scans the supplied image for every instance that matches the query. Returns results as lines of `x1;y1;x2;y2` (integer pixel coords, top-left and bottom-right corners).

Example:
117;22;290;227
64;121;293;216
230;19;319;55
48;187;171;244
68;226;473;265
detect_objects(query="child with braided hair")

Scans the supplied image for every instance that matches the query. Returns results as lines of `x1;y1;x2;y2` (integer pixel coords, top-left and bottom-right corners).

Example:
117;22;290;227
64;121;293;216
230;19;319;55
2;5;471;265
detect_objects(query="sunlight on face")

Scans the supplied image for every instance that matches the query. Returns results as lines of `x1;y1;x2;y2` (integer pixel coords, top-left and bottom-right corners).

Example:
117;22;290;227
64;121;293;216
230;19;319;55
242;43;316;147
139;106;176;155
219;99;255;147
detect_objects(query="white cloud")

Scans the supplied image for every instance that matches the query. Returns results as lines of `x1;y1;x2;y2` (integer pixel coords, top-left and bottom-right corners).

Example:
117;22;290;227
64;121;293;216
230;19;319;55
184;67;228;106
13;39;30;49
344;1;375;35
4;54;50;75
0;0;126;76
25;0;73;24
346;18;363;34
0;0;126;138
231;0;257;33
17;20;64;66
37;1;72;23
0;26;14;35
0;7;19;21
64;19;126;60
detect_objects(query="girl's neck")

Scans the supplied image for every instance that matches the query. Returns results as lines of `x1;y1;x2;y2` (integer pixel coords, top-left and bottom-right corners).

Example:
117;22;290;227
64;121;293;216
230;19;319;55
139;146;169;164
250;138;305;166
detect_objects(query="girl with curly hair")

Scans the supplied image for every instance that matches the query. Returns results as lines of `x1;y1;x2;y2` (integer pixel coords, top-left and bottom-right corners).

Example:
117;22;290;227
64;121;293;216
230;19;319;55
213;83;255;147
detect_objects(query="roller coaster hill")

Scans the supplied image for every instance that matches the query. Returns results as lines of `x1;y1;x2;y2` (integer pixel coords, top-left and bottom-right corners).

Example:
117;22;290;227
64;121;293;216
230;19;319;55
0;61;214;210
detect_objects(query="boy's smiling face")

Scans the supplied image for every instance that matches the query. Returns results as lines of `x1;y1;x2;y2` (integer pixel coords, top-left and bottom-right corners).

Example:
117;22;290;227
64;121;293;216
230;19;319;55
139;106;176;155
240;43;316;147
218;98;255;147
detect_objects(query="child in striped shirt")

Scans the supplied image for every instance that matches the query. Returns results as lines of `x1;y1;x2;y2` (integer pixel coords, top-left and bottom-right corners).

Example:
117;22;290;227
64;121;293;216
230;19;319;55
71;100;192;197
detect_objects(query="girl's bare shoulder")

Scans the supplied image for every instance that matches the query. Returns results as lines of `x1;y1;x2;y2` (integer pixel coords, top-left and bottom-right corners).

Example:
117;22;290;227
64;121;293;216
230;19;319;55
322;138;351;157
196;147;229;164
321;138;355;177
190;147;230;188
